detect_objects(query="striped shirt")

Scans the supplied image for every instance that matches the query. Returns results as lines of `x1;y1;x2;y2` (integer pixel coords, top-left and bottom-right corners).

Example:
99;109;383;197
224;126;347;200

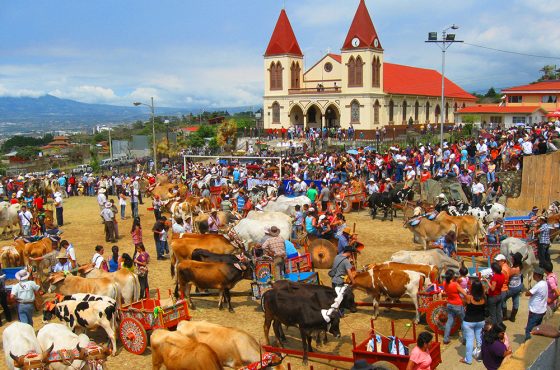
539;224;550;244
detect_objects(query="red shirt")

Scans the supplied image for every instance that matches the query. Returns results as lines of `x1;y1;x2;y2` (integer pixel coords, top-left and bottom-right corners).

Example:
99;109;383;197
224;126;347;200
444;281;463;305
420;172;431;183
33;197;44;210
488;273;505;296
10;198;18;205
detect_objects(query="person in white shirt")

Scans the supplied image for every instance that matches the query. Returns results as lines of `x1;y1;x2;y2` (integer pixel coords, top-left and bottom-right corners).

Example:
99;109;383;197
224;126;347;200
18;205;33;236
60;240;77;268
522;139;533;155
52;251;72;273
476;139;488;165
97;188;107;211
525;267;548;340
471;178;485;208
92;245;107;270
54;191;64;226
366;179;378;195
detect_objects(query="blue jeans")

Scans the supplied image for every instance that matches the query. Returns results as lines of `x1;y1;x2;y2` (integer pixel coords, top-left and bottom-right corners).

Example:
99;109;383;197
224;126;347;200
18;303;34;326
525;311;545;340
155;240;166;258
487;171;495;183
121;205;126;219
487;294;503;324
462;320;484;364
444;303;465;342
504;284;523;310
131;202;139;218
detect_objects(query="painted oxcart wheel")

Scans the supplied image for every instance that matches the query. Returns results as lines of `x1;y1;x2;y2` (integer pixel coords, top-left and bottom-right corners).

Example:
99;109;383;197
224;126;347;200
309;239;337;269
426;300;461;335
342;200;352;213
119;317;148;354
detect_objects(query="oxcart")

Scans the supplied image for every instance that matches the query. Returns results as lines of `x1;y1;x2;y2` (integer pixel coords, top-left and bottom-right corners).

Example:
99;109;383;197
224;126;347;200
263;320;441;369
118;289;191;354
251;253;319;300
337;190;368;213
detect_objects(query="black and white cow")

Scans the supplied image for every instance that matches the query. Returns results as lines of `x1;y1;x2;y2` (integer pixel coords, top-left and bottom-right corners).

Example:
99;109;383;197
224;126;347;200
43;296;117;354
448;201;505;224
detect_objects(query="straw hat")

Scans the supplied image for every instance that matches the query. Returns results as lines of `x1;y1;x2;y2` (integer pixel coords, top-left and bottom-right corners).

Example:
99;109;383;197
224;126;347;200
268;226;281;237
15;269;30;281
104;202;112;208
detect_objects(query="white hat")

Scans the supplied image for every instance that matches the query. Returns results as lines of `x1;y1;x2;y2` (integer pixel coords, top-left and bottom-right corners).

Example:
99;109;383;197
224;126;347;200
437;193;445;199
319;215;326;221
15;269;29;281
54;192;61;197
368;178;375;182
98;188;106;193
494;254;506;261
104;202;112;208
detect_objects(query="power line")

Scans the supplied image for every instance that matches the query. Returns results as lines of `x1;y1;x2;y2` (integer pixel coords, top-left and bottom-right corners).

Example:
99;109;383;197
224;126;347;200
462;42;560;60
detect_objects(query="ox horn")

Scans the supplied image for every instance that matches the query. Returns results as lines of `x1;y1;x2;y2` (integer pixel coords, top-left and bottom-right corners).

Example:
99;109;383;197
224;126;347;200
42;343;54;362
28;255;45;261
9;352;24;367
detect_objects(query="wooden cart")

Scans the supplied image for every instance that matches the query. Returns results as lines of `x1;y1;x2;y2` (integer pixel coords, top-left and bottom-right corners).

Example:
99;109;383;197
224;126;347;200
339;191;368;213
118;289;191;354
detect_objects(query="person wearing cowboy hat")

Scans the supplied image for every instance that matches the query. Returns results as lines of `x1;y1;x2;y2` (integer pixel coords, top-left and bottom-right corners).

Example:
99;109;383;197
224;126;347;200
10;268;40;325
261;226;286;279
337;226;357;254
208;208;221;234
53;191;64;226
329;244;356;288
52;249;72;273
97;187;107;211
100;201;116;243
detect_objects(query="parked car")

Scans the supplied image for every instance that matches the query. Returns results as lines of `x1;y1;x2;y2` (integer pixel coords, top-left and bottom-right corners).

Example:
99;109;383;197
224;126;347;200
72;164;93;174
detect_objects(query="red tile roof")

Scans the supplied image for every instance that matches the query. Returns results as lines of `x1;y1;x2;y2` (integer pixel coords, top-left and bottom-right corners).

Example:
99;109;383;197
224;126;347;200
383;63;476;100
342;0;382;51
179;126;199;132
502;80;560;92
328;53;342;63
264;10;303;57
456;105;545;114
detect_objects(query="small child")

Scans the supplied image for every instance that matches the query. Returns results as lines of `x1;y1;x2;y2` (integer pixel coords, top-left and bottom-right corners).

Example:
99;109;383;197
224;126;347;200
292;205;304;239
442;231;457;257
458;265;469;295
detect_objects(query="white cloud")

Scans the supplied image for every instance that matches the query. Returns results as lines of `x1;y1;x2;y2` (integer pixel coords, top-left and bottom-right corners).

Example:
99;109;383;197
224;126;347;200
0;84;44;97
49;85;118;104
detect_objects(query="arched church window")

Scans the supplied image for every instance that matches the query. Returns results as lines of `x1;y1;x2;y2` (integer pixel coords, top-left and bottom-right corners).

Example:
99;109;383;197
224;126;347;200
425;101;430;122
388;100;394;123
414;101;419;122
272;102;280;123
445;102;449;122
374;100;380;124
402;100;407;124
348;57;356;86
355;56;363;87
351;100;360;123
290;62;300;89
372;57;381;87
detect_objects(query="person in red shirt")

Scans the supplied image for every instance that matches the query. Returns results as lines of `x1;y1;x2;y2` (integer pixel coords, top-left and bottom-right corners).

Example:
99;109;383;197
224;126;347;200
443;269;468;344
9;193;18;205
33;193;44;210
485;262;506;325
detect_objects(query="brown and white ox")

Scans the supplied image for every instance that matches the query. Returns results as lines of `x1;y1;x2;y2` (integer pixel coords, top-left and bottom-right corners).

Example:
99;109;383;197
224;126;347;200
24;237;57;283
46;272;120;303
351;267;425;323
177;320;261;368
151;329;223;370
435;211;485;249
404;216;457;250
368;261;439;284
78;264;140;304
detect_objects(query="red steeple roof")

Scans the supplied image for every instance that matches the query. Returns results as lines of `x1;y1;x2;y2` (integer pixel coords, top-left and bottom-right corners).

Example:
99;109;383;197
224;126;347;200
342;0;382;51
265;10;303;57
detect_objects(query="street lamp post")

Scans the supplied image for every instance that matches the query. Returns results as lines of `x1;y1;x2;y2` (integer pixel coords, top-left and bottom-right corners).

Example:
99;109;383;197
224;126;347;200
425;25;463;150
133;97;157;173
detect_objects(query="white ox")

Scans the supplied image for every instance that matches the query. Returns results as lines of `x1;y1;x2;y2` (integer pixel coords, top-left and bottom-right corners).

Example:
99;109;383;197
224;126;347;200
37;323;91;370
3;322;46;370
0;202;21;237
233;218;291;245
246;210;293;225
500;237;538;287
263;195;311;216
390;249;461;273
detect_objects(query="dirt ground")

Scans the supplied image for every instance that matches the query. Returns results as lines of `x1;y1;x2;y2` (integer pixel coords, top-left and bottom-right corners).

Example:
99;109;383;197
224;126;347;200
0;197;529;369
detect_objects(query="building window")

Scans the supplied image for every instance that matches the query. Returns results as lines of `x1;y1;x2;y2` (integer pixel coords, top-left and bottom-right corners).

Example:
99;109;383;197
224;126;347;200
348;56;363;87
374;100;380;124
445;102;449;122
454;102;458;112
507;95;522;103
372;56;381;87
425;102;430;122
388;100;394;123
414;101;419;122
324;62;333;72
272;102;280;123
542;95;557;103
351;100;360;123
512;116;526;124
270;62;282;90
489;116;503;124
402;100;407;124
290;62;300;89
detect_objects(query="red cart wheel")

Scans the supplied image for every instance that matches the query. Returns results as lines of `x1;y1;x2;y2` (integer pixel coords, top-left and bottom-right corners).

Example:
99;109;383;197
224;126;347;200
119;317;148;354
342;200;352;213
426;300;461;335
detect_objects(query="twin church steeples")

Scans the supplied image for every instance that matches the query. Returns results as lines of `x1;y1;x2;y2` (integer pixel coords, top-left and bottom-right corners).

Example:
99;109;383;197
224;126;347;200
264;0;383;95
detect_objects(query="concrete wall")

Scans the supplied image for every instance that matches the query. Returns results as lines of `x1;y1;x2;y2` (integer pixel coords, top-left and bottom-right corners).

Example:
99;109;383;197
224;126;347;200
508;151;560;211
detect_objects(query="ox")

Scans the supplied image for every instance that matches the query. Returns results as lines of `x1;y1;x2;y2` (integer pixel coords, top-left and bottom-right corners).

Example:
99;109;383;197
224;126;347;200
3;322;52;370
435;211;485;249
352;268;425;323
370;261;439;284
46;272;120;303
262;283;351;364
246;210;293;225
233;218;291;245
368;188;413;221
404;216;456;250
78;264;140;304
193;211;239;234
263;195;310;215
170;233;240;278
0;246;23;267
501;237;538;287
42;297;118;353
37;323;111;370
191;248;248;264
175;259;253;312
0;202;20;237
449;201;506;224
177;320;261;368
24;237;57;283
390;249;461;273
151;329;223;370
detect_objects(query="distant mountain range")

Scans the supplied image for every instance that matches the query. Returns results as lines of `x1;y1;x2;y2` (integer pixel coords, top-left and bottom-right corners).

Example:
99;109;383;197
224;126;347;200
0;95;253;135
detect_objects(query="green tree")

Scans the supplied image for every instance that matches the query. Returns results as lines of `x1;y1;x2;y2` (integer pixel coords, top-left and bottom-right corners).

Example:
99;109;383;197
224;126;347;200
187;135;205;148
485;87;497;97
16;146;40;160
538;65;559;81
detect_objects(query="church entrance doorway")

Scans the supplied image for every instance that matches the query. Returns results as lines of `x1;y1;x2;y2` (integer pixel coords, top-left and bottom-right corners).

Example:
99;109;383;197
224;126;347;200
325;105;340;129
306;105;322;129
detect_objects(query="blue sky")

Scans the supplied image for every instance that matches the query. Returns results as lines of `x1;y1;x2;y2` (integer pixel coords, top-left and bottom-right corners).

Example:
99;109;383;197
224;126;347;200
1;0;559;108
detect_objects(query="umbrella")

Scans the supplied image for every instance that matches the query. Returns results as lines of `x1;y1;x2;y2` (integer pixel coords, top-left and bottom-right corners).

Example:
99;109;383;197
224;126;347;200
346;149;359;155
364;146;376;152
